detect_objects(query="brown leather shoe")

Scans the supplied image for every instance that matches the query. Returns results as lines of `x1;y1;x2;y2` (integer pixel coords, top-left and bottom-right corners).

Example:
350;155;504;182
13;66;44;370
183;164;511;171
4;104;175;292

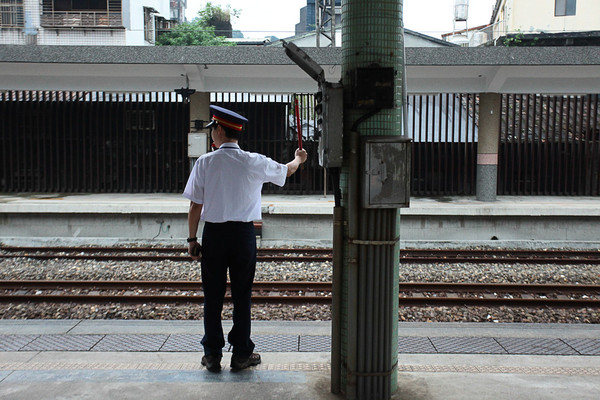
201;354;222;372
230;353;261;371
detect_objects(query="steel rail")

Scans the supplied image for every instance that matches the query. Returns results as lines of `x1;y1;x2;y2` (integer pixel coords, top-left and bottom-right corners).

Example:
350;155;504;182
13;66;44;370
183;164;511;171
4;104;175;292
403;249;600;256
0;280;332;291
1;280;597;291
1;281;598;307
399;257;600;265
2;247;600;264
0;254;332;262
3;246;598;255
0;294;332;305
399;249;600;264
0;280;332;305
6;253;597;264
0;246;332;254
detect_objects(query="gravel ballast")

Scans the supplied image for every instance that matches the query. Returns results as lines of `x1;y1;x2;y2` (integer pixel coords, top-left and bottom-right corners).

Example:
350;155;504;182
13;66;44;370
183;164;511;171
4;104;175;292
0;254;598;323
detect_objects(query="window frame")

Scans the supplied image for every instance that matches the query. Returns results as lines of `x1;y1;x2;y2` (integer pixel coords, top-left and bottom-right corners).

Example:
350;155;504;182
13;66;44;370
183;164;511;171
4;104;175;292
555;0;577;16
0;0;24;27
53;0;108;12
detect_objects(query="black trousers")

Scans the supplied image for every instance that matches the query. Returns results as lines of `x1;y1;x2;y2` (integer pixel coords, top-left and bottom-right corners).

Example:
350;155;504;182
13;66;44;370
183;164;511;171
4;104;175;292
200;221;256;358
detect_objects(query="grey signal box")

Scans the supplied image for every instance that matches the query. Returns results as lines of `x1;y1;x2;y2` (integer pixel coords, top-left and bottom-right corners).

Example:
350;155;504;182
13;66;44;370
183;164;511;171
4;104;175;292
317;82;344;168
362;136;411;208
281;41;345;168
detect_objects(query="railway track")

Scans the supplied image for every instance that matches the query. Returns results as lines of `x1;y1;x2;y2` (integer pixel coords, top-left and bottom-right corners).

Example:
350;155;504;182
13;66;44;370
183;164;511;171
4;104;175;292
0;281;330;305
1;246;599;264
0;247;332;263
399;249;600;265
1;280;598;308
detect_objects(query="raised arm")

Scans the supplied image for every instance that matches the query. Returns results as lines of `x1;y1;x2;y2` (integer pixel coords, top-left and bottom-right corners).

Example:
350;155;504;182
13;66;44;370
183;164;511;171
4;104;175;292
286;148;308;177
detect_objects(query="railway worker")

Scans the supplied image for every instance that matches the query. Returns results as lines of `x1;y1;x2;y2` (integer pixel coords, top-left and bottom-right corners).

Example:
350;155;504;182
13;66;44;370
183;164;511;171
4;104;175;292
183;105;307;372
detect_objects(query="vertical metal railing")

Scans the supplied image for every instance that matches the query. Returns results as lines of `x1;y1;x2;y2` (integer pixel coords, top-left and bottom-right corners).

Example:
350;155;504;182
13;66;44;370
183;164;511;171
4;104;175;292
498;94;600;196
3;91;598;196
407;93;478;196
0;90;189;193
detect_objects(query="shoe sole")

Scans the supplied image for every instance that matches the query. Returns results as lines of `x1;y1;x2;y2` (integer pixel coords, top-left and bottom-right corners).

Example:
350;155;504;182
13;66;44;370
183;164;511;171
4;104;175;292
230;359;261;371
201;358;222;372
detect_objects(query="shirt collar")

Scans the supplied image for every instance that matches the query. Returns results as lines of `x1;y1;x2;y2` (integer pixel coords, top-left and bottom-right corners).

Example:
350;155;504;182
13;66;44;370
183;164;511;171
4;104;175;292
218;143;240;150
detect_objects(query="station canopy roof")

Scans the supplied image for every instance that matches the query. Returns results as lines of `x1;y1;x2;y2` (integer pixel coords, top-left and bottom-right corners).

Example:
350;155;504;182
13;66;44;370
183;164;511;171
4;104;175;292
1;45;600;94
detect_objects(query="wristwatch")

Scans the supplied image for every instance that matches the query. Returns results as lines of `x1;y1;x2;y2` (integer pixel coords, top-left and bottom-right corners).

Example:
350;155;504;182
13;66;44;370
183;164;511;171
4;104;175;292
187;237;198;243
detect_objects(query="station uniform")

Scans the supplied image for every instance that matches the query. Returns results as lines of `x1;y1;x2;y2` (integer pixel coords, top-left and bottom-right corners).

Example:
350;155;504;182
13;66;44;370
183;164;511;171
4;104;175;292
183;106;289;365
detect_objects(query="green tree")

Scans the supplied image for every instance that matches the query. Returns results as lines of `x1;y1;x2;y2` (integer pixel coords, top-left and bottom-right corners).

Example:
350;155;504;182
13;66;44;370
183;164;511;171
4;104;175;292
156;3;240;46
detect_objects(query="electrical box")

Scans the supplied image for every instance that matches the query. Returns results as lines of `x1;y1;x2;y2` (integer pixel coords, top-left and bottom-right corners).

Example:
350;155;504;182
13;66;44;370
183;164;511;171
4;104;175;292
353;67;395;109
188;132;208;158
316;82;344;168
361;136;411;208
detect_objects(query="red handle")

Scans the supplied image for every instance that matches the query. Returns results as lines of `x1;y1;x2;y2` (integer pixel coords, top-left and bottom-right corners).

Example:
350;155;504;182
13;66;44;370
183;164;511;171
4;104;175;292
294;98;303;150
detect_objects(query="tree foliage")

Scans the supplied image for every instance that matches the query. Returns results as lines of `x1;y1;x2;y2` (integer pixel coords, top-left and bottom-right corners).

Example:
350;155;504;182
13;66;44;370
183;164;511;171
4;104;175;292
156;3;240;46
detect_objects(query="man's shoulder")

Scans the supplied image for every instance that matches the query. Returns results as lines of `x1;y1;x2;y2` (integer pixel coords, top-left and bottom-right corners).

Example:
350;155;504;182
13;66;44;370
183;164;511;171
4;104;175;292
199;150;223;160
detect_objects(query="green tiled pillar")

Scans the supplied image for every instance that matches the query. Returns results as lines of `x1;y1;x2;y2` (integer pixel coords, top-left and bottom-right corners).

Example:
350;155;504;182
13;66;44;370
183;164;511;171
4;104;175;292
337;1;405;399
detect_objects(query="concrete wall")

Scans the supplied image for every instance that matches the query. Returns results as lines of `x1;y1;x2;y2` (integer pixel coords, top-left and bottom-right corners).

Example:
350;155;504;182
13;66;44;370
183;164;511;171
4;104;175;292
3;209;600;249
1;195;599;249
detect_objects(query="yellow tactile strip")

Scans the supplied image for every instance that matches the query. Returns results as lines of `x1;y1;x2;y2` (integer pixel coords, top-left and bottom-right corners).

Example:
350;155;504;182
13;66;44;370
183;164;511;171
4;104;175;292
398;365;600;376
0;363;599;376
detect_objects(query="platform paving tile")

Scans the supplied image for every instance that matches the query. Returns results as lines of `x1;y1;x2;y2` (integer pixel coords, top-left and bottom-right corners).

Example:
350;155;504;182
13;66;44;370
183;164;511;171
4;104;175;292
254;335;299;352
398;336;437;353
0;335;39;352
399;364;600;376
430;337;507;354
563;338;600;355
3;332;600;356
495;337;579;355
90;335;169;352
299;335;331;352
21;335;105;352
159;334;203;352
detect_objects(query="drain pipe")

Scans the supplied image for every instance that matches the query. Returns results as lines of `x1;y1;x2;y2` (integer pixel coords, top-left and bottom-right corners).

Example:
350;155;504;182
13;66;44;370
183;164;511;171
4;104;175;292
345;128;360;399
347;110;383;398
331;169;343;394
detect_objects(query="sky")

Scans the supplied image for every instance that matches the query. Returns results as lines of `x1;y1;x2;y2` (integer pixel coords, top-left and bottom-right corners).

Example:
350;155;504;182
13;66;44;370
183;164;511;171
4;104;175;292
185;0;498;40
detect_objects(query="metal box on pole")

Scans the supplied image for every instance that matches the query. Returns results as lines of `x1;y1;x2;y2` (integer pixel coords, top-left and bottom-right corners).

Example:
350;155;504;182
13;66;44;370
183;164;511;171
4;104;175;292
361;136;411;208
316;82;344;168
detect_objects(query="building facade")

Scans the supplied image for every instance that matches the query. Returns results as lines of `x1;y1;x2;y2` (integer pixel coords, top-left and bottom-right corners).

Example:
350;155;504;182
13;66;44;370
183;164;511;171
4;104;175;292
0;0;185;45
274;27;454;48
295;0;341;36
489;0;600;43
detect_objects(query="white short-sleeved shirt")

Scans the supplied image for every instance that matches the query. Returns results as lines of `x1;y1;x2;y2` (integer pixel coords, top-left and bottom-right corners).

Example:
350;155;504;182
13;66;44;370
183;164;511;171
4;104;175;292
183;143;288;223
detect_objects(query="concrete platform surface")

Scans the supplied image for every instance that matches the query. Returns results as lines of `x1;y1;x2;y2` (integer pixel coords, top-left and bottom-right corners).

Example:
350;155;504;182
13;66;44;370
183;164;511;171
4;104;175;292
2;193;600;216
2;193;600;248
0;320;599;399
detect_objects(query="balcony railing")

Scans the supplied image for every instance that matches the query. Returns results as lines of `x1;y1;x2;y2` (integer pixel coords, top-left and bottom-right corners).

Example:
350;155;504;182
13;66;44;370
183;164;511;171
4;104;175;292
475;20;507;45
41;11;123;28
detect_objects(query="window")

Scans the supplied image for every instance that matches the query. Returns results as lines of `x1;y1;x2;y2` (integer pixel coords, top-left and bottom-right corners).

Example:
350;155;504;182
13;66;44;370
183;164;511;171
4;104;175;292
0;0;24;27
555;0;576;16
53;0;107;11
41;0;122;28
144;7;155;43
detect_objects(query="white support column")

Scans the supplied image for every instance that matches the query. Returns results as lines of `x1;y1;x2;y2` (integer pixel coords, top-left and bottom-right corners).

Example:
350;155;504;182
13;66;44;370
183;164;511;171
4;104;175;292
476;93;501;201
187;92;211;171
